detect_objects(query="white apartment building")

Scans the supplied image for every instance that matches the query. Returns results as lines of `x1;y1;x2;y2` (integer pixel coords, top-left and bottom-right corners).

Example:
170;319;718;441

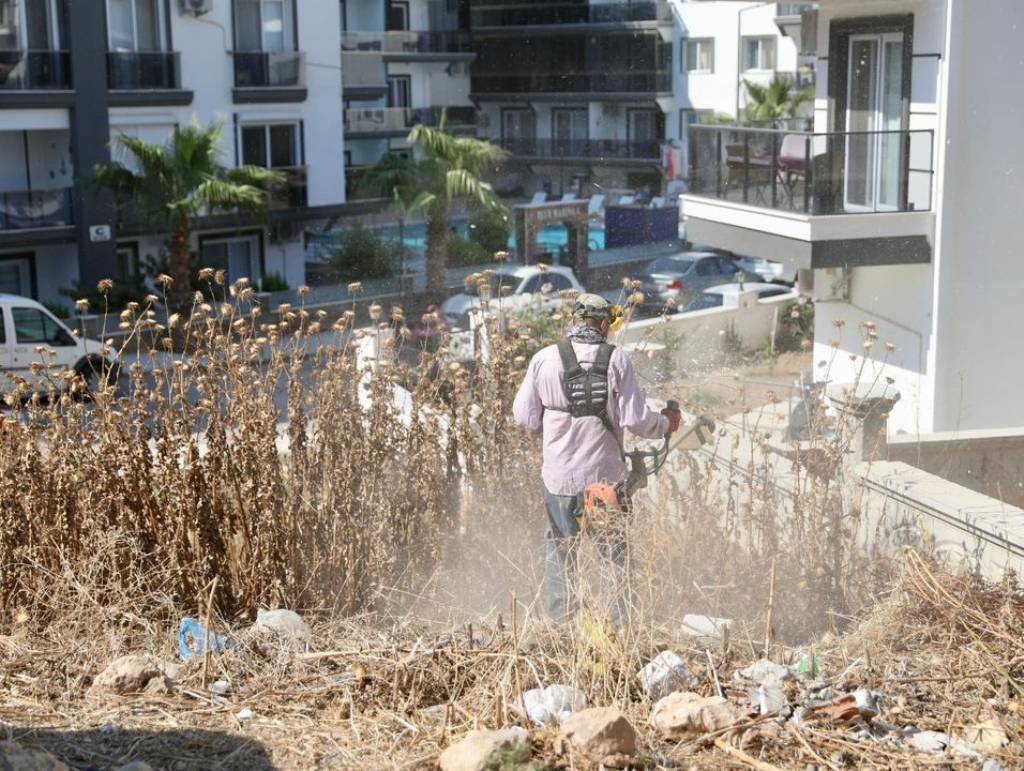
341;0;476;199
680;0;1024;435
0;0;347;307
671;1;810;165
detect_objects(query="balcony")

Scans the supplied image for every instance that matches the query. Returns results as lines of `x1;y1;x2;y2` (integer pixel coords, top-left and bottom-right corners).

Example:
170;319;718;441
471;1;671;30
232;52;306;103
267;166;308;210
344;106;479;137
471;70;671;99
107;51;192;106
682;125;935;270
500;138;661;164
0;189;73;231
341;31;474;60
0;50;72;107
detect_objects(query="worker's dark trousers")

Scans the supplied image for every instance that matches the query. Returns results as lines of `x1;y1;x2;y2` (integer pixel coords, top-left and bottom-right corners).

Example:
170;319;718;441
543;488;631;625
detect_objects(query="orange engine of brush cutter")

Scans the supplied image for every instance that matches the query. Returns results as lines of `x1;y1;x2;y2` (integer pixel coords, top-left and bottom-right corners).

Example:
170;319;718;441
582;482;625;530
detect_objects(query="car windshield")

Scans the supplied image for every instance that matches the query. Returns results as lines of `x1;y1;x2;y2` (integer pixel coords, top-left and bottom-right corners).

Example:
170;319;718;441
464;273;518;297
646;256;695;274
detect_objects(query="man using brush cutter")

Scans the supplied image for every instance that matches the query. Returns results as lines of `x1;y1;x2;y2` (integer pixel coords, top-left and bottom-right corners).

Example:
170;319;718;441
513;293;713;624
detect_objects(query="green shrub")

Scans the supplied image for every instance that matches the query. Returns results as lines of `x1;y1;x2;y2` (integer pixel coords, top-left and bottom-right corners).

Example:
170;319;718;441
325;223;400;282
777;297;814;352
446;234;491;268
43;302;70;319
261;273;289;292
61;276;151;313
468;207;511;255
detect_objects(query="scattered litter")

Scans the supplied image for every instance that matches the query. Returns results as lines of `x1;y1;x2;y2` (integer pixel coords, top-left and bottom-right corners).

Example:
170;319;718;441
749;682;787;715
802;694;862;726
982;759;1007;771
681;614;731;639
235;708;254;721
178;617;235;660
523;684;587;725
255;609;311;640
852;688;884;718
908;730;951;753
99;721;117;735
963;717;1009;753
209;679;230;695
637;651;698;701
792;653;822;679
735;659;792;686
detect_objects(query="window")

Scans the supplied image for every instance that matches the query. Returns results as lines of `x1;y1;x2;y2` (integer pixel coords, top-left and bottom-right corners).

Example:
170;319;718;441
0;256;31;296
387;74;411;108
683;38;713;73
200;234;262;286
0;0;59;50
627;109;659;143
679;109;711;141
107;0;165;52
695;258;717;277
235;0;295;52
743;37;776;71
239;123;299;168
552;109;588;143
543;274;573;293
116;243;140;280
502;109;535;141
12;307;72;346
386;1;409;31
339;0;345;32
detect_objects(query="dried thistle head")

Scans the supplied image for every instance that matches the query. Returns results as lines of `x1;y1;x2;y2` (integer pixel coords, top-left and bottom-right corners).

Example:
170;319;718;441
298;284;310;296
198;267;216;281
494;250;509;262
75;299;89;313
156;273;173;288
97;278;114;293
347;282;363;295
368;303;383;321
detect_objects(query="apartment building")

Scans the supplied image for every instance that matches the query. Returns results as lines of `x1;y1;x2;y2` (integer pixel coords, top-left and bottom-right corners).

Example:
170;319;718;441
680;0;1024;435
341;0;477;200
468;0;674;199
671;1;811;157
0;0;346;308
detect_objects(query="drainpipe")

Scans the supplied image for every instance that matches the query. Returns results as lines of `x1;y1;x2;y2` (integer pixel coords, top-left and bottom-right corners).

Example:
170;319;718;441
735;3;761;121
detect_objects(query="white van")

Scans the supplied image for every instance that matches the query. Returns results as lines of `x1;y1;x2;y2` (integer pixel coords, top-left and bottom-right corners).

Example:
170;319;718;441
0;294;118;393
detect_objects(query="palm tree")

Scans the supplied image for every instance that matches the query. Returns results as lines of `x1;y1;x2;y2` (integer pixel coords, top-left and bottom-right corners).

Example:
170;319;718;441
92;121;281;311
363;122;508;296
743;75;813;125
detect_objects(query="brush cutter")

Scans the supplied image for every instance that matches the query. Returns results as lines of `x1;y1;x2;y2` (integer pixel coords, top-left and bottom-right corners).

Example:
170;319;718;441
581;403;715;530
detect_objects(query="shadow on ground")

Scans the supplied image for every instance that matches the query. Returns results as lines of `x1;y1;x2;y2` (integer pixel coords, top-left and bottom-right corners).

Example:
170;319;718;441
6;727;278;770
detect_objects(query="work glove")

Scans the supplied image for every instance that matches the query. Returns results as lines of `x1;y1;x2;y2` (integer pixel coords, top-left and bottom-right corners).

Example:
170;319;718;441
661;405;682;435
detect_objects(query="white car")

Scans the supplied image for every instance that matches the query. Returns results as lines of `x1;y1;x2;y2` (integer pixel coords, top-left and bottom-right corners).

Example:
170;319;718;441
0;294;118;394
441;265;584;328
681;282;796;313
735;255;789;284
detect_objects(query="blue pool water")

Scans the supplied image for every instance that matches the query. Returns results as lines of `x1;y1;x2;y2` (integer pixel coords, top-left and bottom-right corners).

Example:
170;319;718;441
375;220;606;253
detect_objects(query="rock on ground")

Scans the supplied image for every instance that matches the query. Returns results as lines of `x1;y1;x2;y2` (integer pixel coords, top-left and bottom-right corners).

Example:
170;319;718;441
87;655;177;697
438;728;530;771
0;741;70;771
637;651;698;701
650;692;748;737
557;707;638;766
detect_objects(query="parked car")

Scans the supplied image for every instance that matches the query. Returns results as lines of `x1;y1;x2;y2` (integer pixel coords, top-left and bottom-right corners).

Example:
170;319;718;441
441;265;584;328
682;282;796;313
0;294;118;394
735;255;789;284
636;251;759;315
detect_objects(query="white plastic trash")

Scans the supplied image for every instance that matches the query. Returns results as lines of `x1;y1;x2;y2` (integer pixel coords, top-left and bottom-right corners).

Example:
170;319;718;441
681;614;732;639
522;684;587;725
637;651;697;701
255;608;311;640
735;659;792;686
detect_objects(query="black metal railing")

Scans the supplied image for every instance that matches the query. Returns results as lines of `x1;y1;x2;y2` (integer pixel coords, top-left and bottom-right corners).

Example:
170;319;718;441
472;70;671;94
344;106;479;134
341;31;473;55
471;1;670;27
0;50;70;90
107;51;181;90
687;125;934;215
233;51;304;88
500;137;661;161
267;166;308;210
0;188;73;230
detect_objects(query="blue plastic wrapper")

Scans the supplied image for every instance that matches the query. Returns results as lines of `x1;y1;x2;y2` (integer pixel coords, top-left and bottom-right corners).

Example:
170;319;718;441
178;616;236;660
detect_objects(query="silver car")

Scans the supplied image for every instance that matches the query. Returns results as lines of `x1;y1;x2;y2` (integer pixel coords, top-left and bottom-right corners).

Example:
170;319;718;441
637;252;759;315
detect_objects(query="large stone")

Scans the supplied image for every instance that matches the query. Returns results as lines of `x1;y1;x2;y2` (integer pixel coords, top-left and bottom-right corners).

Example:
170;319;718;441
557;707;637;765
87;655;176;697
650;691;747;737
438;728;530;771
637;651;698;701
0;741;70;771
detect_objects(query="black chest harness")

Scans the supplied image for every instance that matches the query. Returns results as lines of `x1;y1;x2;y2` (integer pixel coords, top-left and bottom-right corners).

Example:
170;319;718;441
544;339;623;456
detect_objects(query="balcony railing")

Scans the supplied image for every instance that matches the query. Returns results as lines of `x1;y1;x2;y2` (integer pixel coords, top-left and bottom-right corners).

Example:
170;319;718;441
471;1;670;27
0;188;73;230
345;106;479;135
501;138;661;161
0;50;70;90
341;31;473;55
267;166;308;210
472;70;671;94
107;51;181;90
688;125;935;215
233;51;304;88
776;2;815;17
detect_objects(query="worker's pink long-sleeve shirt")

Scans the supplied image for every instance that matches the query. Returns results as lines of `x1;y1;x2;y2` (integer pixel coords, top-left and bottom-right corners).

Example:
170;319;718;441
512;340;669;495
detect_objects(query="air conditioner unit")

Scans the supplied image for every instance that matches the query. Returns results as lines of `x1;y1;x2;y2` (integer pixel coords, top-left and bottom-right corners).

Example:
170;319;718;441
270;221;298;244
179;0;211;16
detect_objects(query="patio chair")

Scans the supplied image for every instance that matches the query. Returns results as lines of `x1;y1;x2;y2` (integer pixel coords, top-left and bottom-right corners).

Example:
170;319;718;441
778;133;810;209
618;195;635;206
650;196;665;208
530;191;548;205
587;194;605;219
560;192;577;201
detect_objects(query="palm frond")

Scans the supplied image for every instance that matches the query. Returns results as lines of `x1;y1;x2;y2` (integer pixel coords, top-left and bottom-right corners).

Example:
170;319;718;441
445;169;501;210
193;177;267;212
225;164;284;187
90;162;143;200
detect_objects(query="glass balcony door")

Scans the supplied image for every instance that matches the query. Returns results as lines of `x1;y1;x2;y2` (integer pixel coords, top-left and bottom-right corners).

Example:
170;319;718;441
844;32;905;212
235;0;295;52
107;0;164;52
0;0;59;50
552;108;587;156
